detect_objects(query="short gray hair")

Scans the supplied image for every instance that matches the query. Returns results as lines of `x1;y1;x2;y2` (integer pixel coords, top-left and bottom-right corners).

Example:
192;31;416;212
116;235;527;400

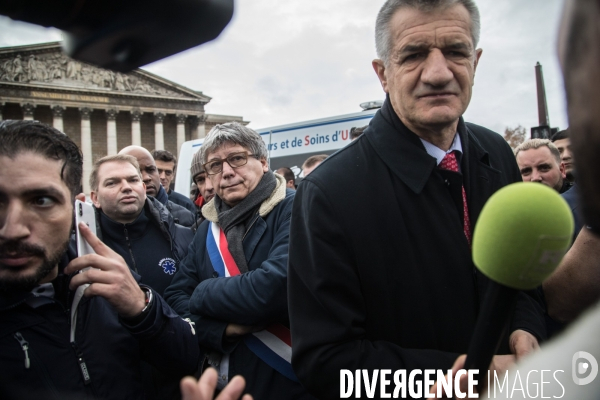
201;122;268;163
375;0;481;65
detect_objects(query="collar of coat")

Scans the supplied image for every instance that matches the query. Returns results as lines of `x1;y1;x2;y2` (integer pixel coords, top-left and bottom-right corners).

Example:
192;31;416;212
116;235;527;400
202;173;287;223
368;96;492;195
93;197;177;256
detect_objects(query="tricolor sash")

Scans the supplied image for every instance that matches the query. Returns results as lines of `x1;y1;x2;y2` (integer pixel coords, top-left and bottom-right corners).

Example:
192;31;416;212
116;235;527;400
206;222;298;382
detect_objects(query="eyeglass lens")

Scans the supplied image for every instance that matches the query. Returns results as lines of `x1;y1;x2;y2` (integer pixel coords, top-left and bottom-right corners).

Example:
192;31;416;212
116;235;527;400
207;152;249;174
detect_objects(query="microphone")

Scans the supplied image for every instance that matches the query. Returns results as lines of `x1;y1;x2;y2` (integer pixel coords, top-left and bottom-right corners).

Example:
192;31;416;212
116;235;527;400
464;182;574;391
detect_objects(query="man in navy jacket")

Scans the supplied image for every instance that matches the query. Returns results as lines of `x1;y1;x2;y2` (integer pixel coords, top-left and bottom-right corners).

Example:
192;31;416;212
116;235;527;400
165;122;312;400
88;154;193;297
0;120;199;400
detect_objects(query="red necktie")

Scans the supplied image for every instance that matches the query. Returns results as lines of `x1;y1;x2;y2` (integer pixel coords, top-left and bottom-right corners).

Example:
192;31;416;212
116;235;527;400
439;151;471;245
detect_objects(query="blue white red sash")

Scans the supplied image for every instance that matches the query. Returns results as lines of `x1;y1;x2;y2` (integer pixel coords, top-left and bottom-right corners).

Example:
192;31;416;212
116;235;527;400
206;222;298;382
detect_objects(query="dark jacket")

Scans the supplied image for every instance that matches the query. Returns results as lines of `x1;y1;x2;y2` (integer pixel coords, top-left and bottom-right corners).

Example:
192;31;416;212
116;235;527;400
0;246;200;400
165;178;313;400
562;183;582;243
168;189;196;213
287;100;547;399
93;196;194;296
156;185;195;227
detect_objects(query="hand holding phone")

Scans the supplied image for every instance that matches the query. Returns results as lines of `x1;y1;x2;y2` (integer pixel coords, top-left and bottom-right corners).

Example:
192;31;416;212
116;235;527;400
75;200;97;257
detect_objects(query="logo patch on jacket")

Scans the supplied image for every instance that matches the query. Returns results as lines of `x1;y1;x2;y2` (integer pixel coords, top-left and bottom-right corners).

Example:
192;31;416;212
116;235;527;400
159;258;177;275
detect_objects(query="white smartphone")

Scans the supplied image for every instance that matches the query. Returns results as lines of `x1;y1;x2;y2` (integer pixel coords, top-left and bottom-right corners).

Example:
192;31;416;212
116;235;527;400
75;200;97;257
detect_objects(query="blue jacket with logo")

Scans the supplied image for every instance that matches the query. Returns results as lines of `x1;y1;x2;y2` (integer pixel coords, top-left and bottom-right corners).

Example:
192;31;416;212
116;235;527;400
94;196;194;297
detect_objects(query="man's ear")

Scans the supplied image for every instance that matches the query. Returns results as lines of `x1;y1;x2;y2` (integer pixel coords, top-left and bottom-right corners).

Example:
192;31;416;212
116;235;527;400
90;191;100;208
260;158;269;173
473;48;483;74
372;59;389;93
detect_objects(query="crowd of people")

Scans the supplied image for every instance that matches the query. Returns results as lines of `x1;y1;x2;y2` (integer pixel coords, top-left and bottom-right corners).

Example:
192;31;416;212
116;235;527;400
1;0;600;399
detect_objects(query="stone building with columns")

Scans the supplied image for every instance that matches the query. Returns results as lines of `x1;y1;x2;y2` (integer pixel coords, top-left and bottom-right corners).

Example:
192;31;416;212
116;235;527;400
0;42;247;193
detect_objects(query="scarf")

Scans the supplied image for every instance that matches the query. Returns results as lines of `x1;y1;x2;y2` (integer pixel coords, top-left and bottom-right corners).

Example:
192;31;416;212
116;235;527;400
214;171;277;272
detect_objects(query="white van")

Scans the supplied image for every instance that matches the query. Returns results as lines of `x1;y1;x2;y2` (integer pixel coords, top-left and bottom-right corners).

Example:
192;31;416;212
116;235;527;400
174;107;378;195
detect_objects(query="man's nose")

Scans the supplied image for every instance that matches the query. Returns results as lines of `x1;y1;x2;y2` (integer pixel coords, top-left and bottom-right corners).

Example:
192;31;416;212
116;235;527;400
221;161;235;178
421;49;453;87
120;179;133;191
205;177;215;193
531;170;543;182
0;202;30;241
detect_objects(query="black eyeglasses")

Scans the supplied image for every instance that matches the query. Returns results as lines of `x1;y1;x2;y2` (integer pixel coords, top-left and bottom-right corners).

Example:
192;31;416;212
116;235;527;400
203;151;258;175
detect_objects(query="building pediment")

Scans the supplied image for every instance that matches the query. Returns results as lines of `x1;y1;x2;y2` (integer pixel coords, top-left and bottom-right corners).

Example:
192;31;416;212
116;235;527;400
0;42;210;104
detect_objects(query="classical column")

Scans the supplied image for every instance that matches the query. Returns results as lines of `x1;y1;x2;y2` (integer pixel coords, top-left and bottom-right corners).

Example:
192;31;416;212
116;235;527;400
106;109;118;156
52;105;65;132
176;114;187;156
131;109;142;146
189;116;198;139
22;103;35;120
154;112;165;150
194;115;208;139
80;108;93;194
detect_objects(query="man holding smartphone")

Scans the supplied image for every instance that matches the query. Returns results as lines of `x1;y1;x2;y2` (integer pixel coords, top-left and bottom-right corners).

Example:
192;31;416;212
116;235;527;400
88;154;193;297
87;153;196;399
0;120;199;400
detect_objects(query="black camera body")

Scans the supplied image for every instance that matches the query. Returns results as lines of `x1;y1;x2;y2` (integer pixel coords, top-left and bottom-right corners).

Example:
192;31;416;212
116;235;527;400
0;0;234;72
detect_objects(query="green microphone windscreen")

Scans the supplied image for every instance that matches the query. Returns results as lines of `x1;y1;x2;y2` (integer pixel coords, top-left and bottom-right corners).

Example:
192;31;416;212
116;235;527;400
472;182;574;290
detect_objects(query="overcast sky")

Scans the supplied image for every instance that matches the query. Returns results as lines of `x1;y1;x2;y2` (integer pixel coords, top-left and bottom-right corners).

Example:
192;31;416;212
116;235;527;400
0;0;567;134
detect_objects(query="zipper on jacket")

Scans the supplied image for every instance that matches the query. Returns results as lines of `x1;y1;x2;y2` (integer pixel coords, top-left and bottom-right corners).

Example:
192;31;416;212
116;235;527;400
13;332;31;369
242;214;260;241
71;341;92;385
166;202;181;224
14;331;62;398
123;226;138;273
162;220;181;264
1;297;28;312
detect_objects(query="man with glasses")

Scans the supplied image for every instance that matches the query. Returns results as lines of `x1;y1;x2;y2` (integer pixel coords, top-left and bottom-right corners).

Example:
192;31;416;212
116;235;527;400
189;147;216;228
165;122;313;399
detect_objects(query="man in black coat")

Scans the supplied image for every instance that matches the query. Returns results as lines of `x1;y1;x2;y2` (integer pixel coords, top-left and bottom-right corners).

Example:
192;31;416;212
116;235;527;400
287;1;546;398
